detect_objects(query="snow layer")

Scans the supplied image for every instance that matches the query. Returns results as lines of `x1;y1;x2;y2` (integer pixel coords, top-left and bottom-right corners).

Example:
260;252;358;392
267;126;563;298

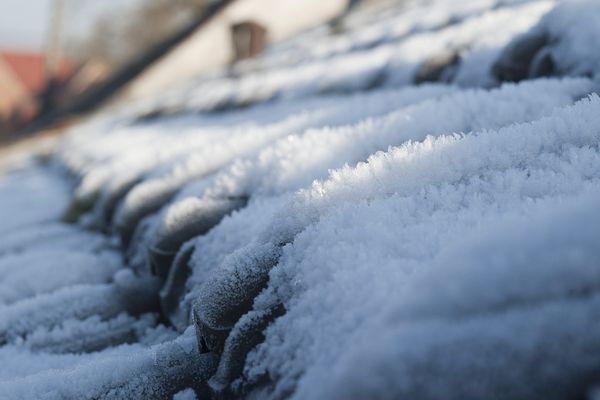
0;164;70;236
312;189;600;400
2;0;600;399
244;94;600;399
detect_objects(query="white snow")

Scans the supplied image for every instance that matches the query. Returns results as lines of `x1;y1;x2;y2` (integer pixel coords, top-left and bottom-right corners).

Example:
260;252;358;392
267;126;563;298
1;0;600;399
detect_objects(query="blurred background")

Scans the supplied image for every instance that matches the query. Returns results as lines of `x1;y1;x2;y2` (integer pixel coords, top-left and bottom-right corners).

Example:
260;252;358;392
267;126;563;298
0;0;214;136
0;0;377;140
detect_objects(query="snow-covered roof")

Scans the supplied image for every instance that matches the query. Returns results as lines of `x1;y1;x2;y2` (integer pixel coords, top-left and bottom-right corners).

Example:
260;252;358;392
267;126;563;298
1;0;600;398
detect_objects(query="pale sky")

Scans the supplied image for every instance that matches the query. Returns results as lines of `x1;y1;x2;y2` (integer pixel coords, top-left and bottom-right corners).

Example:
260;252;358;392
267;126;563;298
0;0;139;51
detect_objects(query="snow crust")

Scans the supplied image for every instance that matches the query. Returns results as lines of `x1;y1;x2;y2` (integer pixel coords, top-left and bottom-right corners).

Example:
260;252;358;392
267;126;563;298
2;0;600;399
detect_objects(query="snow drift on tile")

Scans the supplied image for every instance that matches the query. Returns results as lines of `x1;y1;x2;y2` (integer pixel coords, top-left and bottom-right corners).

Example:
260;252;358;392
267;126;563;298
1;0;600;399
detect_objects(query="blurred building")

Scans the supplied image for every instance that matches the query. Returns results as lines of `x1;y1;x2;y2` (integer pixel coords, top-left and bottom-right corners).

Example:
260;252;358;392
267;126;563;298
0;51;74;135
119;0;350;102
15;0;353;134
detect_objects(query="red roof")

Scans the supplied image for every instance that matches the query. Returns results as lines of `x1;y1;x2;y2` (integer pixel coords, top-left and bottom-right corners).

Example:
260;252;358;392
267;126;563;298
0;51;74;95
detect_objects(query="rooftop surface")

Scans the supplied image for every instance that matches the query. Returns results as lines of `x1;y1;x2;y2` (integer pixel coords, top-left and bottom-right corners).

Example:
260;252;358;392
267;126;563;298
1;0;600;399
